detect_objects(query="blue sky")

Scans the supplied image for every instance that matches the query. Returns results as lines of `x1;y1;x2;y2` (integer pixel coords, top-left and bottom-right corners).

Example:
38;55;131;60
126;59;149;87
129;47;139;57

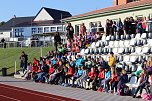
0;0;112;22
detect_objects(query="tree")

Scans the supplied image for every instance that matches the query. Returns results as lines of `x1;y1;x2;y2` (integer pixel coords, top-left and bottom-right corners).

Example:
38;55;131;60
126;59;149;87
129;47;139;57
0;21;5;26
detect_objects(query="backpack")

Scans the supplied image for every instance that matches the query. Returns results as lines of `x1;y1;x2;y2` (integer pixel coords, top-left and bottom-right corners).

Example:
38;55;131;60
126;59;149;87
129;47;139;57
118;84;130;96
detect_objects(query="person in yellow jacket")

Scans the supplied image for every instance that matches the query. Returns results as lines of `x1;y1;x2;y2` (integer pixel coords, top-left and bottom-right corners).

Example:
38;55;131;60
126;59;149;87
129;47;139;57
108;52;116;75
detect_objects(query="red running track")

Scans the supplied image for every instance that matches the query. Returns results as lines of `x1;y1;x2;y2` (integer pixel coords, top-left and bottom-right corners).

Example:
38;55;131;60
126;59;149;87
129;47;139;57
0;84;79;101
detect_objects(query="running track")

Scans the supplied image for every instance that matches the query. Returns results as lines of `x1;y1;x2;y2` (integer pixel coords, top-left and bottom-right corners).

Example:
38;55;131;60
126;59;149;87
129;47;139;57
0;84;79;101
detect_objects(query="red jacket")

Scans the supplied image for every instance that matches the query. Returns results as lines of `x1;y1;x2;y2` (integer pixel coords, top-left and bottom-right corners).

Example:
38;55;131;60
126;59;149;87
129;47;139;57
88;71;97;80
67;67;74;75
32;66;38;72
49;67;55;74
110;74;118;83
98;70;105;79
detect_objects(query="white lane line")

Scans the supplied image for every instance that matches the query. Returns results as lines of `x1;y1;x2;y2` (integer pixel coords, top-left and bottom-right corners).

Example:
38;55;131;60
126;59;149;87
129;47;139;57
0;94;21;101
0;85;67;101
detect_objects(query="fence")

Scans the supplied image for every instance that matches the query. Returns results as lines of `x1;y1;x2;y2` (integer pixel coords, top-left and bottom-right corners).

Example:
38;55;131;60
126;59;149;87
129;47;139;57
0;40;55;48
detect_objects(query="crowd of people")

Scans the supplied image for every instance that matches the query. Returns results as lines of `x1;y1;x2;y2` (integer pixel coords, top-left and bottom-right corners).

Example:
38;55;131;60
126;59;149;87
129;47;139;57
19;16;152;100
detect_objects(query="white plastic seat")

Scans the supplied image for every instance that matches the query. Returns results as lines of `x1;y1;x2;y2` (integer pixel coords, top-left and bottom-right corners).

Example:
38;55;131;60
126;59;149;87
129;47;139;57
126;76;138;88
106;36;110;41
80;49;85;55
124;40;130;47
136;40;143;46
148;33;152;39
94;48;99;54
102;35;106;41
102;55;107;61
130;56;137;63
135;33;141;39
95;41;100;47
123;55;130;64
131;34;135;38
109;41;114;47
125;34;131;40
141;33;147;39
147;39;152;46
104;41;108;46
113;48;118;55
84;49;89;54
98;47;103;54
119;40;124;47
118;48;124;54
130;39;136;46
133;47;142;54
142;47;150;54
113;41;119;48
90;42;96;48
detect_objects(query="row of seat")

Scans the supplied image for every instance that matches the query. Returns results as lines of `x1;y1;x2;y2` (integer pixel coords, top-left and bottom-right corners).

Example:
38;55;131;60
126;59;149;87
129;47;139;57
81;46;151;55
101;33;152;41
82;54;149;65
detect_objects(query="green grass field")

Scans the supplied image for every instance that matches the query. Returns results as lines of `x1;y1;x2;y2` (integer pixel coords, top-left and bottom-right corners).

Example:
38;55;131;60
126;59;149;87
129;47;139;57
0;47;54;76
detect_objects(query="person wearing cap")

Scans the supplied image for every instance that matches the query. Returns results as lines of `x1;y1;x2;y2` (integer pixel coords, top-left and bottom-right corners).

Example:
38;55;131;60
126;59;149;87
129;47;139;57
108;52;116;75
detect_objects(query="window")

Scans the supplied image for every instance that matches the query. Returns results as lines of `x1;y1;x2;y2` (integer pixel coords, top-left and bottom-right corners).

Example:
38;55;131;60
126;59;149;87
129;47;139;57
57;27;62;31
44;27;49;33
136;15;143;21
14;28;24;37
75;24;80;36
38;28;43;33
51;27;56;32
31;28;37;34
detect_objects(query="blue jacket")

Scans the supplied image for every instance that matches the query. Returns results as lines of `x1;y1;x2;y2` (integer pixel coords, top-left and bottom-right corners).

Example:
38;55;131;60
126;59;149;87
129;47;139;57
76;58;84;67
105;71;111;80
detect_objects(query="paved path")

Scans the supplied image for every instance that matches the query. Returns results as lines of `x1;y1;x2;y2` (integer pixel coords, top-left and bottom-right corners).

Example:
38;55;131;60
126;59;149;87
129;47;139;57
0;76;144;101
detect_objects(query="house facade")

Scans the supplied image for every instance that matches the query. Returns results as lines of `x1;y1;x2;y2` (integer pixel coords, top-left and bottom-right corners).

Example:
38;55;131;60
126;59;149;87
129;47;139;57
0;7;72;45
63;0;152;35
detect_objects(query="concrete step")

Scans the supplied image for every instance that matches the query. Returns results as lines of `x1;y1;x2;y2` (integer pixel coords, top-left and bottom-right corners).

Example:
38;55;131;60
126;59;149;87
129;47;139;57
14;74;22;79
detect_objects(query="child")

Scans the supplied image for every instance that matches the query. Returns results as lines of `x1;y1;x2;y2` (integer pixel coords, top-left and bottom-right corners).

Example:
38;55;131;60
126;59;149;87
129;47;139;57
64;65;74;87
98;67;105;88
77;66;88;88
109;70;118;93
87;67;97;90
133;69;149;98
102;68;111;92
71;66;83;87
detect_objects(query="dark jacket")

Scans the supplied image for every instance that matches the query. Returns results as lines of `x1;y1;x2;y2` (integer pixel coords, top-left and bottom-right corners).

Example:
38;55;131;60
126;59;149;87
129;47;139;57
54;34;61;43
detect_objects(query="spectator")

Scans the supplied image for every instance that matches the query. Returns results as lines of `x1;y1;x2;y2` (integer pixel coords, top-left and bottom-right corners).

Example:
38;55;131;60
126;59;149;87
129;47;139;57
54;32;61;53
102;68;111;92
117;18;124;36
133;69;149;98
20;51;28;73
87;67;97;90
108;52;116;75
124;17;130;35
142;17;147;33
77;66;88;88
117;69;128;94
71;66;83;87
66;23;74;40
80;23;86;36
109;70;118;93
130;17;136;34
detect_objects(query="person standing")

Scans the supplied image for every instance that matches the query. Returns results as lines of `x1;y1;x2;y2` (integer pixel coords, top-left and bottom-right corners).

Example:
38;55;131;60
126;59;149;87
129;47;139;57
108;52;116;75
20;51;28;73
80;23;86;36
117;18;124;36
66;23;74;40
54;32;61;53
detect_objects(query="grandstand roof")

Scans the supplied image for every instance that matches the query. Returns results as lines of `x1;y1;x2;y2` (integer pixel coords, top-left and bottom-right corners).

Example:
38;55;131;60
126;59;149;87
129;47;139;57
63;0;152;22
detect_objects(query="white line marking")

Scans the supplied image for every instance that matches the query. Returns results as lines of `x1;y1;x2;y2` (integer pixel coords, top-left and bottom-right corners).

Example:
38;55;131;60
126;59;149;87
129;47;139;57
0;94;21;101
0;85;66;101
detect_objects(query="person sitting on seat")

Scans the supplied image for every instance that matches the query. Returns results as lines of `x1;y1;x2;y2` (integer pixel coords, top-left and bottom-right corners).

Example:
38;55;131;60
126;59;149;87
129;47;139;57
133;69;149;98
